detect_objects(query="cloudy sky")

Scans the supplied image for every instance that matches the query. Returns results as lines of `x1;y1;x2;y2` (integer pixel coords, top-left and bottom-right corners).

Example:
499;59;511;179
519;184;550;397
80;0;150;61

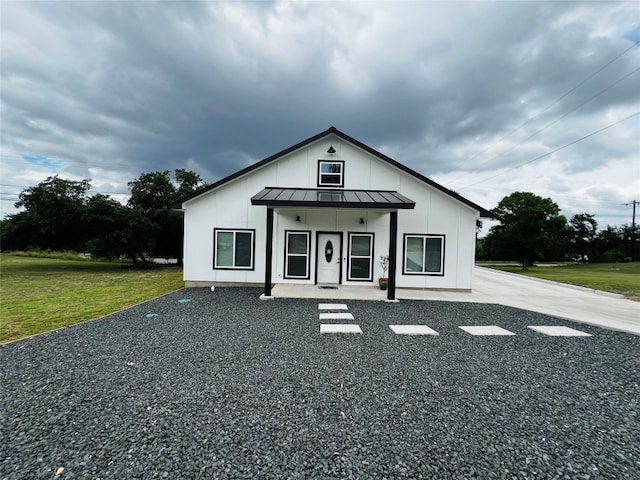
1;1;639;233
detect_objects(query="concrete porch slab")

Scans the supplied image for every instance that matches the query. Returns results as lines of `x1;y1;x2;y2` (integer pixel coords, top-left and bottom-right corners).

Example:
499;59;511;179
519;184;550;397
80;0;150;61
271;284;387;300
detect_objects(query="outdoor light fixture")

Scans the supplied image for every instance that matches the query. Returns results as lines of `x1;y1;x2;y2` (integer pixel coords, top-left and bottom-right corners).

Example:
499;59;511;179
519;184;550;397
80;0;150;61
359;218;365;224
327;145;336;154
296;216;301;222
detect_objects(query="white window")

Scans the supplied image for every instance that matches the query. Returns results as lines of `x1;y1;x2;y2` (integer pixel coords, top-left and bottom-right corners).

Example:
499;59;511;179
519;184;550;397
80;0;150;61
213;229;254;270
403;234;445;275
318;160;344;187
284;231;310;279
348;233;374;281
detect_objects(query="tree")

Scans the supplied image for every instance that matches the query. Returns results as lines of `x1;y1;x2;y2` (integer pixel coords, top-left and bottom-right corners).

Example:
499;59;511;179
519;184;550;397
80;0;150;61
174;169;205;197
485;192;567;269
0;211;39;251
11;176;91;251
127;170;206;264
81;194;151;265
568;213;598;262
1;170;206;264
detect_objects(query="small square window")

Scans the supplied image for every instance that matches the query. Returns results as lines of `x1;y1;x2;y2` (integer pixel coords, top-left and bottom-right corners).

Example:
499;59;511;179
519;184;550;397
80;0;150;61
318;160;344;187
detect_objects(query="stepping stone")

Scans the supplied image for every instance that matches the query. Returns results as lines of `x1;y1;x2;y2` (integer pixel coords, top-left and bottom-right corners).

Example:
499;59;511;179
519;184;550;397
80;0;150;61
459;325;515;336
528;326;592;337
320;324;362;334
318;303;349;310
389;325;439;335
319;312;354;321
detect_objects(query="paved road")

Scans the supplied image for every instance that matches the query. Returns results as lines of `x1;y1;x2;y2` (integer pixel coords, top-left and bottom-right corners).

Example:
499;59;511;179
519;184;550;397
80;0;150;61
398;267;640;335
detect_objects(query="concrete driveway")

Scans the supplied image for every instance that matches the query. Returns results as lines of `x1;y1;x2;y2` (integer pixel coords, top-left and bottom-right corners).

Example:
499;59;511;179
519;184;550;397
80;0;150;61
398;267;640;336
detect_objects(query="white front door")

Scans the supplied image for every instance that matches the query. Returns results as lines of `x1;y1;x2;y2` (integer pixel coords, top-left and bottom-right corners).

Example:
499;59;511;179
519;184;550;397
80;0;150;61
317;233;341;284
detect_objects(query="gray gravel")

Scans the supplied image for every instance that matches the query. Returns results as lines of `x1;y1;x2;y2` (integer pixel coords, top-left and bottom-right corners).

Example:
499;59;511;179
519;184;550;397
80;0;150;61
1;287;638;479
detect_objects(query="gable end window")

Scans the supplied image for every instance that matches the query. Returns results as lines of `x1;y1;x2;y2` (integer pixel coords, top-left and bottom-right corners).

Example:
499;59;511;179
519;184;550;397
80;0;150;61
213;229;255;270
403;234;445;275
317;160;344;187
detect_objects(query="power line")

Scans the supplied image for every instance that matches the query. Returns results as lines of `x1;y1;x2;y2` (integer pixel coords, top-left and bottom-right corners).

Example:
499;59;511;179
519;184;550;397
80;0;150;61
461;111;640;188
450;41;639;182
486;66;640;163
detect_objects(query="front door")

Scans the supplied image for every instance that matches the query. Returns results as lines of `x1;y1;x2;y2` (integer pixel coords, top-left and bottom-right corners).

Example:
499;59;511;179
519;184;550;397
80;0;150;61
316;233;341;284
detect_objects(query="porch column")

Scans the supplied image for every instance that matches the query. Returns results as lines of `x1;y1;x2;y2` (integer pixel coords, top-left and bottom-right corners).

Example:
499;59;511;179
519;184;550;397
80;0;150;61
264;207;274;297
387;210;398;300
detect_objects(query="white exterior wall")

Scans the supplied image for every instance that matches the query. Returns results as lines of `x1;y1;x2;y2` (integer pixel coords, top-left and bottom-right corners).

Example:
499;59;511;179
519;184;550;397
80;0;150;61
182;134;479;290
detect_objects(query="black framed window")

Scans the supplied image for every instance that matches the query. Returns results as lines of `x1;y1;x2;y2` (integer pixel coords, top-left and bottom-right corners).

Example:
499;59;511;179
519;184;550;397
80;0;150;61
285;230;311;279
213;229;255;270
317;160;344;187
403;234;445;275
347;232;374;281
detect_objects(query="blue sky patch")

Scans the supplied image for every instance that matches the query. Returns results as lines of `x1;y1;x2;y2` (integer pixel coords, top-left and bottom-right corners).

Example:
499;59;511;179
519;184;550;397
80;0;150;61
22;153;62;171
623;26;640;44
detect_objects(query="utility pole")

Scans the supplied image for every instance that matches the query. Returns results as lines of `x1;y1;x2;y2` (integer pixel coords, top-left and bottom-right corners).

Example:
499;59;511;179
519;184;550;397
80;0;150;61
624;200;638;262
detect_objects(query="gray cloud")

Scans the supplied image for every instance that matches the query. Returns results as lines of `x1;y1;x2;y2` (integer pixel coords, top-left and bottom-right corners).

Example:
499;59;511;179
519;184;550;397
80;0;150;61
1;1;638;227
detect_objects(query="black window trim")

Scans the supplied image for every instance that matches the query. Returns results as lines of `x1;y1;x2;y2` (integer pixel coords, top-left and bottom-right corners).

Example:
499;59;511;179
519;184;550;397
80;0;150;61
347;231;375;282
317;160;345;188
284;230;311;280
402;233;445;276
213;228;256;271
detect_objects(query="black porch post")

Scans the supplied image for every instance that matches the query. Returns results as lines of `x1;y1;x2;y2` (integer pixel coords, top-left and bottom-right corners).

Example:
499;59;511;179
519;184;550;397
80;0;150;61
264;207;274;297
387;210;398;300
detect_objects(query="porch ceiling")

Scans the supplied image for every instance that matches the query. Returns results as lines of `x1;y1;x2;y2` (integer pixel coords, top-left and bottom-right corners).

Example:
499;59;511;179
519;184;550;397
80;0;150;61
251;187;415;209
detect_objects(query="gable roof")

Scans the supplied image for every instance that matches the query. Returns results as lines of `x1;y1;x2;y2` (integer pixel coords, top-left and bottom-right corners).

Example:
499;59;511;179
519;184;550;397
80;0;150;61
171;126;492;217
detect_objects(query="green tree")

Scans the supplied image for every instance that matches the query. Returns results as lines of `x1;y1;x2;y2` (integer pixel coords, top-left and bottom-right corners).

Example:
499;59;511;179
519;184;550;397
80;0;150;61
485;192;567;269
127;170;205;264
0;211;38;251
81;194;150;265
568;213;598;262
10;176;91;251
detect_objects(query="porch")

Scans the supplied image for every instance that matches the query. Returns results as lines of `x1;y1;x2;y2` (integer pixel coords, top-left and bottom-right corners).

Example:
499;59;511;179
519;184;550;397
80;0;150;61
270;283;389;301
267;283;473;302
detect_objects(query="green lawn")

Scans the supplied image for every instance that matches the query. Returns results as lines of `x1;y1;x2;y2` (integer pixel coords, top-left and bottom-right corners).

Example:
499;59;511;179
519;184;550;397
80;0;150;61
482;262;640;300
0;255;184;343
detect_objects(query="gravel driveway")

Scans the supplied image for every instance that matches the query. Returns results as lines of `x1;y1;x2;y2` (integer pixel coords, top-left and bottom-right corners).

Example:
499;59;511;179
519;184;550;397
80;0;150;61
1;288;639;479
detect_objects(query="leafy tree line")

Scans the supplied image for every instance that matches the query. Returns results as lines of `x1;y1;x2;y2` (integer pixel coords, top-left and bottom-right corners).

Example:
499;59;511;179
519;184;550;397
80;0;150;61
477;192;638;268
0;170;206;267
2;181;635;269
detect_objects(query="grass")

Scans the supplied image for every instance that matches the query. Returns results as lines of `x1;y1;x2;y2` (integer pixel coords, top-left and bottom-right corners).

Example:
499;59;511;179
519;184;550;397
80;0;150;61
0;254;184;343
482;262;640;300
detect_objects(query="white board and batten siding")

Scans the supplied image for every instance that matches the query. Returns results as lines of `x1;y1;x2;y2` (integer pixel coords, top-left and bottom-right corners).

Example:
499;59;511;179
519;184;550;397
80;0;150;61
181;132;481;290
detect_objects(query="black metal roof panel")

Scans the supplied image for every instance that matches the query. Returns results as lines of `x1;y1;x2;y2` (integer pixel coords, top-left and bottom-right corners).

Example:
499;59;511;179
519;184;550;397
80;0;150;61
251;188;416;209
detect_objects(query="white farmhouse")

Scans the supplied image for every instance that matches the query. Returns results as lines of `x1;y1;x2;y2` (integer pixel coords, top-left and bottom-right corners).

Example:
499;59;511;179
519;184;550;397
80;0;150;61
171;127;491;300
